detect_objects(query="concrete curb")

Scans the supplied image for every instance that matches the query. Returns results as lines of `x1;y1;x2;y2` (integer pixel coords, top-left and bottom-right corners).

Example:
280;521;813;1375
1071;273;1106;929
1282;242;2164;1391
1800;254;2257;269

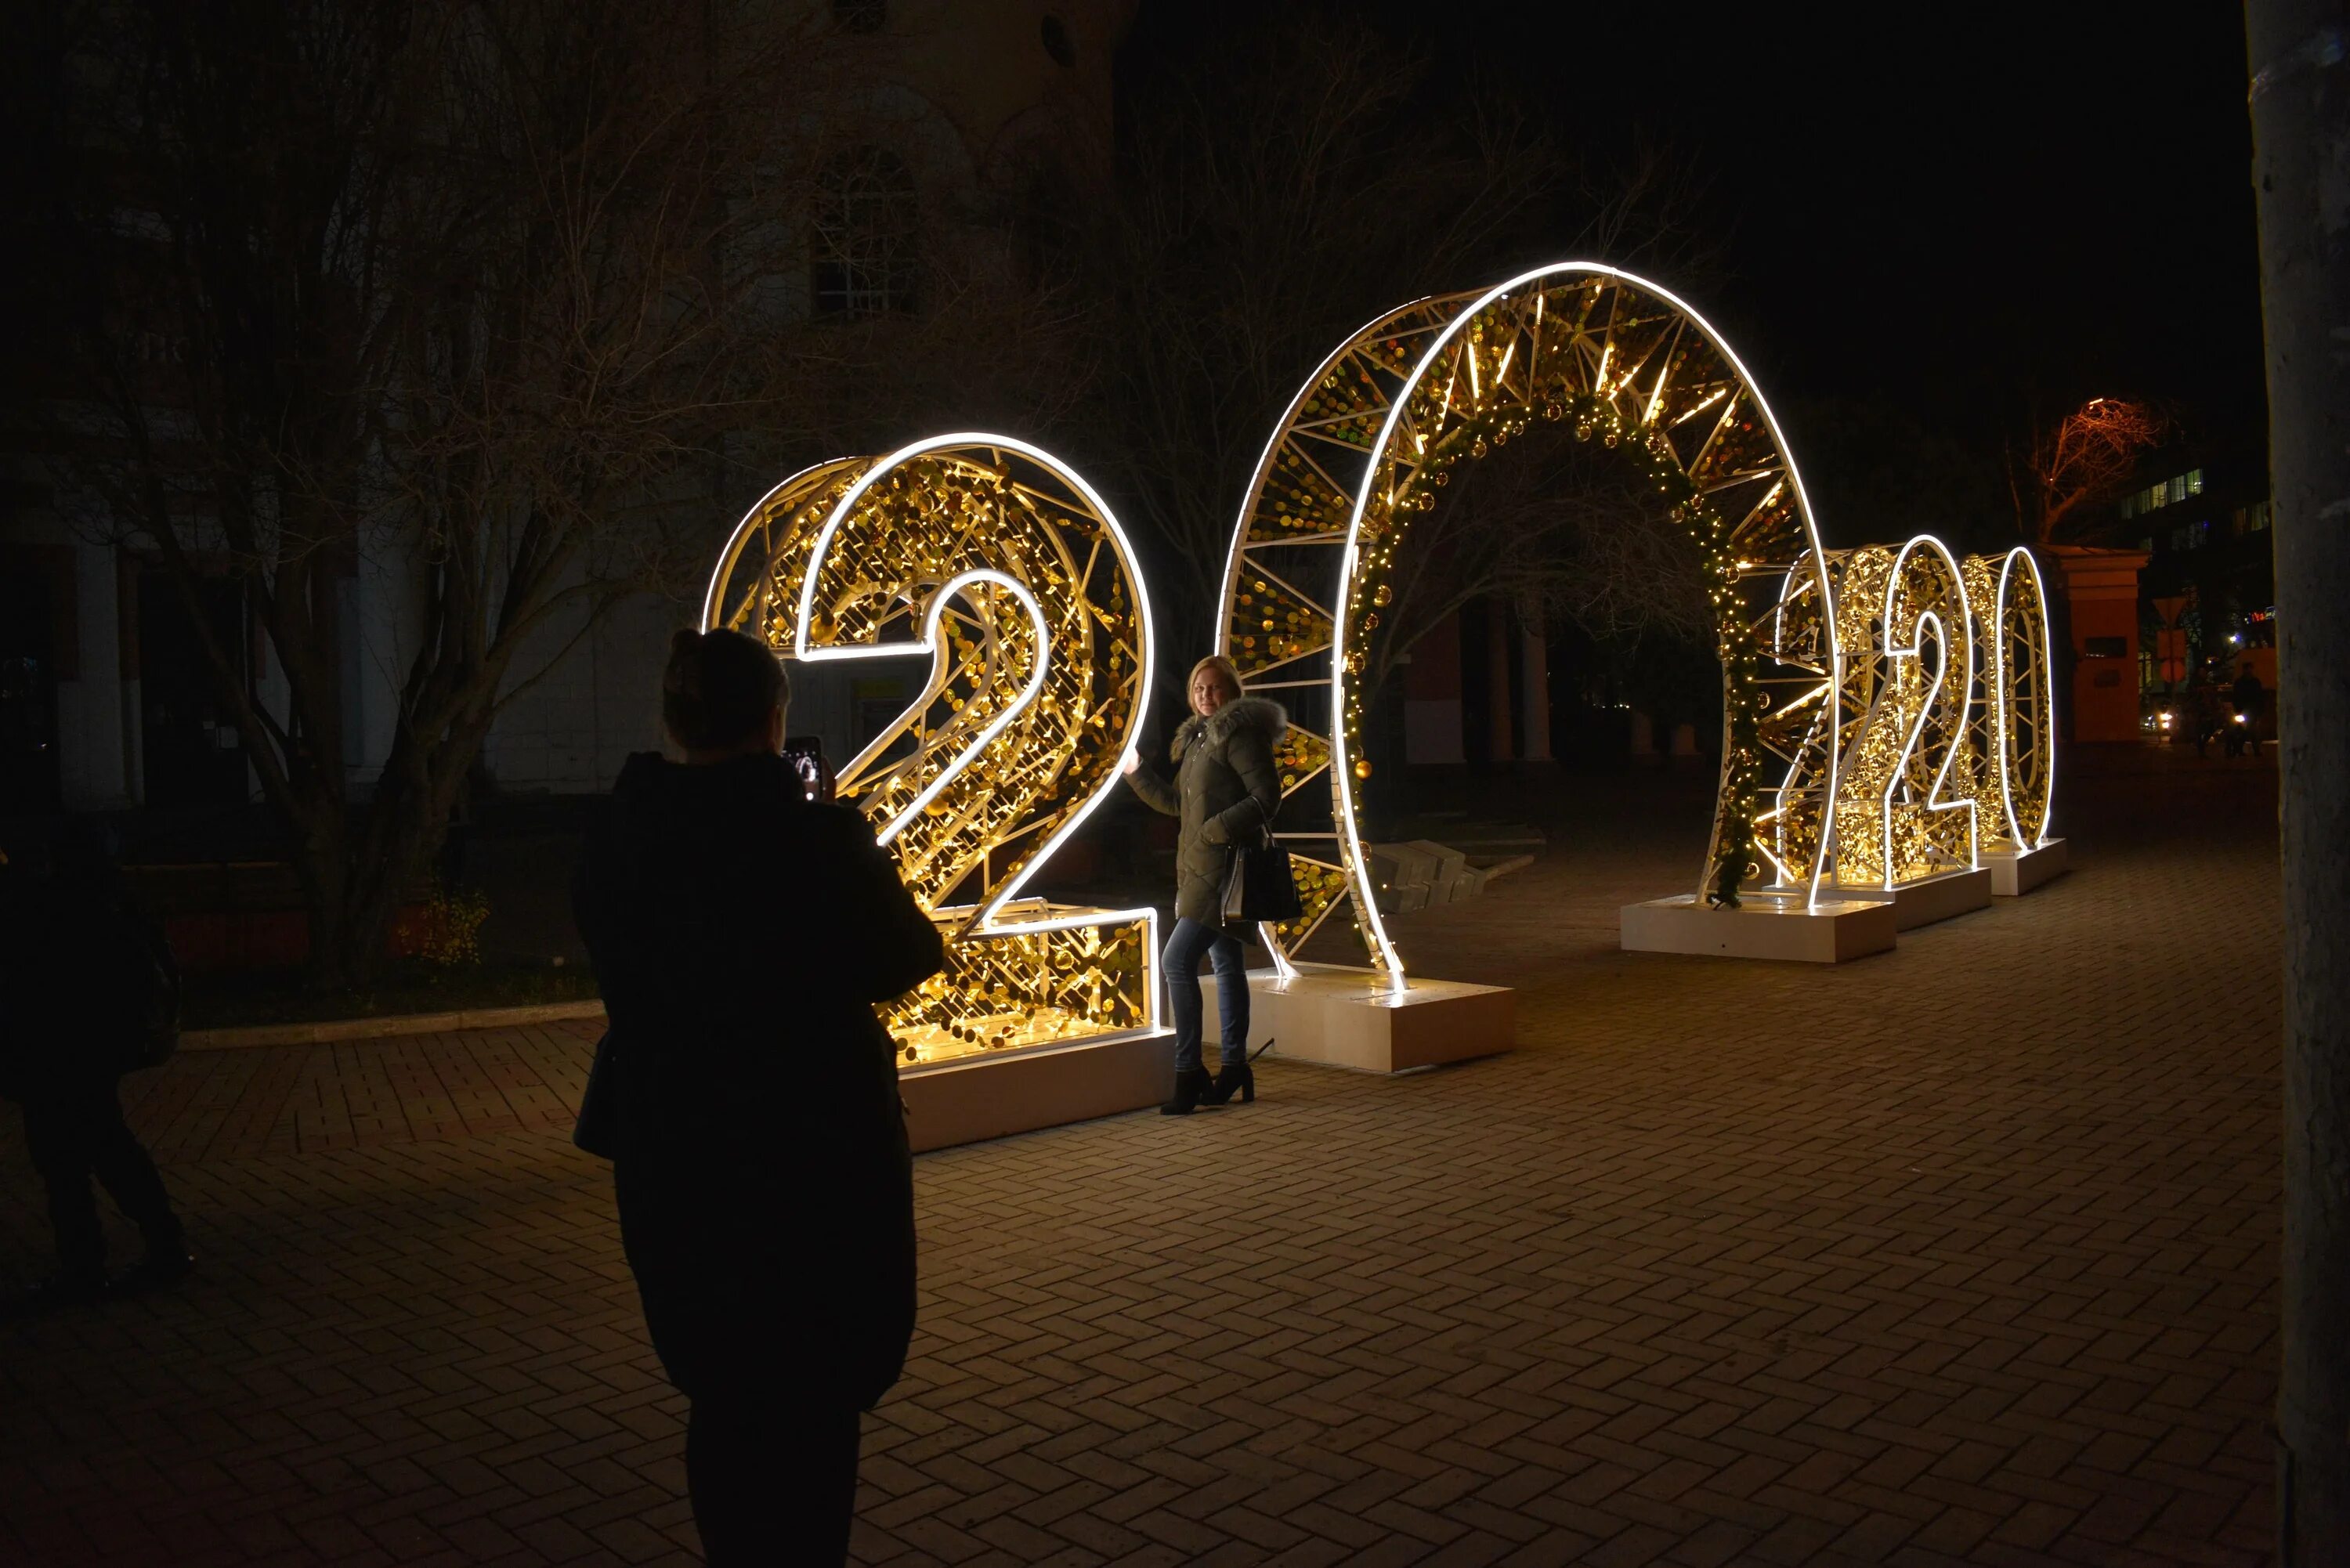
182;999;606;1051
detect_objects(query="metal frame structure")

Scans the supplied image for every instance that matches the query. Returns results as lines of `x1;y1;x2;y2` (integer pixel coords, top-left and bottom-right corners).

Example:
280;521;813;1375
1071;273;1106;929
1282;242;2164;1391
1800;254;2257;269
1827;537;1981;891
1962;547;2059;852
1216;263;1844;990
704;434;1159;1066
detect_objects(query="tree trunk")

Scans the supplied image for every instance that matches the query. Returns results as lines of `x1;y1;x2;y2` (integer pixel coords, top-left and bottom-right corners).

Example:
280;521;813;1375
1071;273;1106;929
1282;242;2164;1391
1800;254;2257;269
2245;5;2350;1562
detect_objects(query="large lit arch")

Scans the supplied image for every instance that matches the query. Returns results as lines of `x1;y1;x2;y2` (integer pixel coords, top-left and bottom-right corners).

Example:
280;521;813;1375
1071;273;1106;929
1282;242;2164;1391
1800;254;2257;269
1216;263;1845;988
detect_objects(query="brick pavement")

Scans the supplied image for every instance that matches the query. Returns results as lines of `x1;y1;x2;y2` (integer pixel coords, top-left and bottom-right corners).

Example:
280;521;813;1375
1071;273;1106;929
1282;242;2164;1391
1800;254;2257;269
0;748;2281;1565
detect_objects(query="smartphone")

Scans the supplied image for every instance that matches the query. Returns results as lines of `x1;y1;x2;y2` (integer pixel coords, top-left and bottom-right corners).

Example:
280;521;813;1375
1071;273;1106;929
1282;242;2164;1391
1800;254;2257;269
782;735;836;803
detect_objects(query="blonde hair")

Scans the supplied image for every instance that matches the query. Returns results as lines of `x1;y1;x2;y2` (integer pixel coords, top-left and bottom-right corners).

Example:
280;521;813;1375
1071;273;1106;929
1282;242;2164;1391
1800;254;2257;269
1188;655;1243;714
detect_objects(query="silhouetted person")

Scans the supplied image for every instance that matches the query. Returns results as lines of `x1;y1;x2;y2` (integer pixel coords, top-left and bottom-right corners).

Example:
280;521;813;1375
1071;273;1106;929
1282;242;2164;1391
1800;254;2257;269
2229;667;2265;757
1122;654;1283;1115
0;819;191;1312
2187;684;2222;757
573;628;944;1564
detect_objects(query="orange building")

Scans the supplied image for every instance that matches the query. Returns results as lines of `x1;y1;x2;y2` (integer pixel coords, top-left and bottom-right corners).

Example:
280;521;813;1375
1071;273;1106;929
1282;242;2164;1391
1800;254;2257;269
2047;545;2151;742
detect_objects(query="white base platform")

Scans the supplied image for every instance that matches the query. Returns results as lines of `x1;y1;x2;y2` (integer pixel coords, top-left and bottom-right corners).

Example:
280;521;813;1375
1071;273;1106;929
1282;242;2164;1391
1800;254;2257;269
1620;892;1896;963
1202;964;1513;1075
1839;865;1995;930
1985;838;2069;896
899;1030;1173;1153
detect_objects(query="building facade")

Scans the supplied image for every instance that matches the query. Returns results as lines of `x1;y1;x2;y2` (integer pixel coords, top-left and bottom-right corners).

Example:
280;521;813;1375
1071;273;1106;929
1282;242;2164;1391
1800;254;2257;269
2120;446;2278;706
1;0;1133;817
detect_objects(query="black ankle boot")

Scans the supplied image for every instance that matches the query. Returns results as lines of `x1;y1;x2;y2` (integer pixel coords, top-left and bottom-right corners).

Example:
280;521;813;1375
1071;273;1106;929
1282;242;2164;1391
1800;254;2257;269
1161;1067;1214;1115
1199;1060;1255;1106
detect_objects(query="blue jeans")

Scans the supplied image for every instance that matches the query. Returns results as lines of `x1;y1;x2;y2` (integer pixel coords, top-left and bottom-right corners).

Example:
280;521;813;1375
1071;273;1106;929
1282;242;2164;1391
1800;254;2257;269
1163;917;1249;1075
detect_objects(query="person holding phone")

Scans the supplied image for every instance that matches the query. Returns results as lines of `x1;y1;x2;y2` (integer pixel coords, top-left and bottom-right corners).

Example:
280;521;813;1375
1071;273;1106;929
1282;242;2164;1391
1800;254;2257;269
1121;655;1285;1115
573;627;944;1564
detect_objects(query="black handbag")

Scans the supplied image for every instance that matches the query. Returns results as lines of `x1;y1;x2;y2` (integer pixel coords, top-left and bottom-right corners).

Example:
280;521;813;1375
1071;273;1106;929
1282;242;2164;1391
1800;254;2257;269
1220;804;1302;925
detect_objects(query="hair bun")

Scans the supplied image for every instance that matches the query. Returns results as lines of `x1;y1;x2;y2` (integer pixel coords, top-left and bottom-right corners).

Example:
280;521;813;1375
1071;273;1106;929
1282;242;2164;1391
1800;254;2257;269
661;626;787;752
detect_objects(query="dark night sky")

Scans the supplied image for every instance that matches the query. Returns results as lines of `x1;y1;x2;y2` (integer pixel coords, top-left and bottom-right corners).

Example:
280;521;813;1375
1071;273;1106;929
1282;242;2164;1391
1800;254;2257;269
1179;2;2270;452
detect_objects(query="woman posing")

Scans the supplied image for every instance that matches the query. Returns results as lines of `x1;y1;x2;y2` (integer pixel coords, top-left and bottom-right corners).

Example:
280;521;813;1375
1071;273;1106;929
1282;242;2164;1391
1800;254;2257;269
574;628;945;1565
1122;655;1285;1115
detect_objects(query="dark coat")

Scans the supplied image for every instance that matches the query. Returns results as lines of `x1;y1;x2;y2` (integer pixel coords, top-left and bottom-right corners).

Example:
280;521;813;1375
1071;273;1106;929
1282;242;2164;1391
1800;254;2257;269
1125;696;1286;927
573;751;945;1409
0;826;147;1102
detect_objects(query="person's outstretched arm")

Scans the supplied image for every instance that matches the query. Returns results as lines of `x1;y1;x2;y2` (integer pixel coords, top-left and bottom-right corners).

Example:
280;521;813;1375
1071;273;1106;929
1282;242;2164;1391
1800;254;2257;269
1124;758;1179;816
815;807;947;1003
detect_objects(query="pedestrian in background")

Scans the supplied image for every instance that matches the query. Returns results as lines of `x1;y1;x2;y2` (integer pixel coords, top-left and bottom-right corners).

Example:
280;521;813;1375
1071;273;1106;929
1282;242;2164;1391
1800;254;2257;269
2228;666;2265;758
573;627;944;1565
0;818;192;1313
1121;654;1284;1115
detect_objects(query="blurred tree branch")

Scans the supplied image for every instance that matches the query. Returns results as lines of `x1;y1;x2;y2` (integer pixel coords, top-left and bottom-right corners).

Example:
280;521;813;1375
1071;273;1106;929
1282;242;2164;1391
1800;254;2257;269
1068;12;1717;676
13;0;1079;984
2010;395;2175;545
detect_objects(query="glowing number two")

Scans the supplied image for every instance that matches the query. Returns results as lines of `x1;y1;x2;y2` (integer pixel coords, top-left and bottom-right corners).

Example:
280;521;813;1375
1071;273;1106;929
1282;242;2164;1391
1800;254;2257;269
704;434;1159;1066
1829;537;1979;891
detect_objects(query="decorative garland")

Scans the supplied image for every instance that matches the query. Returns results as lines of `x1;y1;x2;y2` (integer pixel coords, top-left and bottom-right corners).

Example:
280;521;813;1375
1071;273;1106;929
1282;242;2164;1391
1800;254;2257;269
1339;358;1770;913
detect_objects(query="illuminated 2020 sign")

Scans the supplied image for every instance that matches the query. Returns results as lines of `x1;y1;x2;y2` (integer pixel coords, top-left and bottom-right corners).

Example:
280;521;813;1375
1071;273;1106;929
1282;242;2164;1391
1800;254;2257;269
703;434;1158;1067
702;269;2062;1063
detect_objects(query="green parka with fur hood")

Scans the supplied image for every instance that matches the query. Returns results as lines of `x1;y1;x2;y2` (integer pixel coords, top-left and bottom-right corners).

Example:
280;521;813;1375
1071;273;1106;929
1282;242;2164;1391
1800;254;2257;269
1125;695;1286;928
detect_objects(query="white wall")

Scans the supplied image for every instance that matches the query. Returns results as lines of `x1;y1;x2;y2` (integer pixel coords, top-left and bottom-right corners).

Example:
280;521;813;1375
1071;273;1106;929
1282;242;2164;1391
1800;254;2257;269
479;587;675;793
60;538;133;807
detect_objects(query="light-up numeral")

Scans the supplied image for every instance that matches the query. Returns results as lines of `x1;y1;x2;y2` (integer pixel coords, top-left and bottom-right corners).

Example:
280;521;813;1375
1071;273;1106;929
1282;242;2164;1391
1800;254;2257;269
1217;262;1845;986
704;435;1158;1066
1962;547;2057;851
1830;537;1979;889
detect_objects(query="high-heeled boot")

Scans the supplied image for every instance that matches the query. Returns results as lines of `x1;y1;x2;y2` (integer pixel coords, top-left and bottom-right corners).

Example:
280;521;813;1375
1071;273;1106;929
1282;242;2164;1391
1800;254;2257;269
1160;1067;1215;1115
1199;1059;1256;1106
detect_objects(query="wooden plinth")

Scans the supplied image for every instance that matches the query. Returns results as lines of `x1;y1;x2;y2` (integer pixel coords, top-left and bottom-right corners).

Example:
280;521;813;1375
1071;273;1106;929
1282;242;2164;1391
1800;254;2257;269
1201;964;1513;1075
1985;838;2069;896
1620;892;1897;963
898;1029;1173;1154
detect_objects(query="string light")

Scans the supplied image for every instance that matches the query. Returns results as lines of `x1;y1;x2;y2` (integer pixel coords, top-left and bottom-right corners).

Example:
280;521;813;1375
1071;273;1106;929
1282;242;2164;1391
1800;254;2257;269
1829;537;1979;890
1963;547;2057;851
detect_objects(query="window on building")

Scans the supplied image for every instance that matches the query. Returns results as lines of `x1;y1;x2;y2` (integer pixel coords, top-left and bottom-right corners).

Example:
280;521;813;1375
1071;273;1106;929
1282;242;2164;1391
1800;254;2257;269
811;148;918;318
834;0;886;32
2187;468;2204;495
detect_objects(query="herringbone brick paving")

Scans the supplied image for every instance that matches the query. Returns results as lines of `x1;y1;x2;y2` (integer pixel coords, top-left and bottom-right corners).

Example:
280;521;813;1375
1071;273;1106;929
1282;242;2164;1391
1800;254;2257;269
0;750;2281;1564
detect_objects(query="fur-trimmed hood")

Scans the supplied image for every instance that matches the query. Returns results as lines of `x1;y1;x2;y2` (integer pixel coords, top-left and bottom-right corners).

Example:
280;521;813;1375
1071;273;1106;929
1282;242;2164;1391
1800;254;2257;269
1170;695;1287;763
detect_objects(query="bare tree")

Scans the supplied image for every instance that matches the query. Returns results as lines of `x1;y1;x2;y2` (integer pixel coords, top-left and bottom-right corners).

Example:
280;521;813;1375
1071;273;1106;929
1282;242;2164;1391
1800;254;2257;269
16;0;1077;985
2247;1;2350;1556
1358;439;1709;711
1069;13;1713;661
2008;395;2175;544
